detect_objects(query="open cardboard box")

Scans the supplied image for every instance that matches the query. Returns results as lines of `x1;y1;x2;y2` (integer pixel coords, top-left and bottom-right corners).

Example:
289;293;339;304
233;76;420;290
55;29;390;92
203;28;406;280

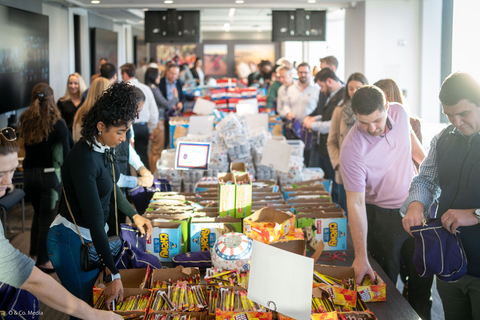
284;185;325;193
292;203;338;212
269;228;306;256
243;207;295;244
95;287;152;316
230;162;247;173
218;172;236;217
253;192;284;199
234;173;252;218
297;212;347;251
251;204;293;211
285;191;332;201
287;198;333;205
146;221;183;262
147;214;191;253
148;311;206;320
252;200;288;205
190;216;242;252
150;266;200;288
314;265;357;308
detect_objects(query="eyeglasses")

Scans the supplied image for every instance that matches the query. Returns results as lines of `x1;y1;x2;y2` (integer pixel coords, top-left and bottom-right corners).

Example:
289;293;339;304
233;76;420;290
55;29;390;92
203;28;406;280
0;127;17;142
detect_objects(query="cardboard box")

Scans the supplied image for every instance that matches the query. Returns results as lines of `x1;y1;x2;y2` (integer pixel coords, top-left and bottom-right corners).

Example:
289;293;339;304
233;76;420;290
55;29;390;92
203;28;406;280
150;265;200;288
269;228;306;256
146;214;191;253
297;212;347;251
190;216;242;252
234;173;252;218
287;198;333;205
230;162;247;173
95;288;151;316
284;185;325;193
168;117;189;148
314;265;357;308
292;203;338;212
146;222;183;262
285;191;332;201
218;173;236;217
251;204;293;211
243;207;296;244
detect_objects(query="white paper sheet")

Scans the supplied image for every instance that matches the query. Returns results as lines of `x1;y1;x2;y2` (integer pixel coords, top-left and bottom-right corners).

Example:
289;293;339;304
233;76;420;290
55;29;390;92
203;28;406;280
260;139;293;173
248;241;313;320
193;98;216;115
246;114;269;133
188;115;214;135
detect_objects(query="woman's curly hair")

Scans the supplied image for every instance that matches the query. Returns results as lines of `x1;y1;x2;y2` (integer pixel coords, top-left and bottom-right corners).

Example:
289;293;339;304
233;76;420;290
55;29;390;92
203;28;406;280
80;82;140;149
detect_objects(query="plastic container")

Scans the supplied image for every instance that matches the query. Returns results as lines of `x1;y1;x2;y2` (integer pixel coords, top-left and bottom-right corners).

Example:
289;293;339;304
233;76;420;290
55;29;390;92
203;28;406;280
286;140;305;158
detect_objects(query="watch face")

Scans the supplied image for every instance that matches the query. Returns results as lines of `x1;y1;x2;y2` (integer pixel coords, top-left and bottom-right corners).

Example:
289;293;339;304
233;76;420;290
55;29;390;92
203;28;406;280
475;209;480;217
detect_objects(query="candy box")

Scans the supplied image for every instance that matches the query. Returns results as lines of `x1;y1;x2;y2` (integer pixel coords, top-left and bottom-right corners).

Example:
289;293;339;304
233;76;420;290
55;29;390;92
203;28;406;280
243;207;296;244
218;172;236;217
356;273;386;302
216;311;272;320
234;173;252;218
269;228;306;256
314;265;357;308
190;216;242;252
297;212;347;251
285;191;332;201
230;162;247;174
95;288;152;317
146;222;182;262
150;265;200;288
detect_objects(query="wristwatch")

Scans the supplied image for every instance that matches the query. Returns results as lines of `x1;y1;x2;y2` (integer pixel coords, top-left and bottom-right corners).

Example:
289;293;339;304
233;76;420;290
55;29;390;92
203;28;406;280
473;209;480;224
105;273;121;284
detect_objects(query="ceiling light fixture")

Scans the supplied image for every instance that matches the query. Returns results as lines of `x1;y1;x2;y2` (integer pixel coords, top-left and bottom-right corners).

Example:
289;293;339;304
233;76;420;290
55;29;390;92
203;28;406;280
235;0;244;3
139;20;144;23
307;0;316;3
224;23;231;32
164;0;173;3
91;0;100;3
228;8;236;17
142;8;149;11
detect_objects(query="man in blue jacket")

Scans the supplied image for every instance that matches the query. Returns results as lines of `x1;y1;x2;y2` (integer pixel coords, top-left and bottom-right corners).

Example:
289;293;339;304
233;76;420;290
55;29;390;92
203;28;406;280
402;72;480;320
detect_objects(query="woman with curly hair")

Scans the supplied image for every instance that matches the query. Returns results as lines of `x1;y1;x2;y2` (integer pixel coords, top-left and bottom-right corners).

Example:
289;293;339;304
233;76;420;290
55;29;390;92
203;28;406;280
57;72;87;132
18;83;74;273
47;82;153;313
72;77;111;142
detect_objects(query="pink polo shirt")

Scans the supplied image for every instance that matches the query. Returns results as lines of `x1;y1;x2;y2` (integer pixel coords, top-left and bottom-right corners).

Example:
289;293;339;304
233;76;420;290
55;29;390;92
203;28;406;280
339;103;415;209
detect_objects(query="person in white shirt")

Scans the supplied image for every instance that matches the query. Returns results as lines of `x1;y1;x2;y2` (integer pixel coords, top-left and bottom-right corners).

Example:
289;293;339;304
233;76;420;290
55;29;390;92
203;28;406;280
284;62;320;122
120;63;159;170
276;66;295;117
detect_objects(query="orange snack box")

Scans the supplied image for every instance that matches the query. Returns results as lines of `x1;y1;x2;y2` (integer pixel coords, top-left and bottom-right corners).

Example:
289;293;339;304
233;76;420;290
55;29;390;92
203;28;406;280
357;273;386;302
243;207;295;244
216;311;272;320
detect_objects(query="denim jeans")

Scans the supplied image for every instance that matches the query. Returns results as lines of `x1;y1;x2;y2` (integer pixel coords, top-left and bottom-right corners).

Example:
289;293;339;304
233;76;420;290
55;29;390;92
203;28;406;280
24;168;62;266
47;224;99;318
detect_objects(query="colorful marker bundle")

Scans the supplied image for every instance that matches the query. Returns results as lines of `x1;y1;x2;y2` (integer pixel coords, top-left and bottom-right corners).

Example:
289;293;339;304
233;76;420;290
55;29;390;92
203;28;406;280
153;275;201;289
150;283;207;312
208;288;266;314
146;314;198;320
205;268;249;288
311;296;334;313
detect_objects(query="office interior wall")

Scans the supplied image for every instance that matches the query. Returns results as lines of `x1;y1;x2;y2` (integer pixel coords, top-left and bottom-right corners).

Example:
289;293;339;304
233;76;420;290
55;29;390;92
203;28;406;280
344;2;365;81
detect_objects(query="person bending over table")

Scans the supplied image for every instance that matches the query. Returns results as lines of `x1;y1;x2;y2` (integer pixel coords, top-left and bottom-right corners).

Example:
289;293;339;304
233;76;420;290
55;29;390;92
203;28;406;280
47;82;153;317
0;129;122;320
339;86;425;287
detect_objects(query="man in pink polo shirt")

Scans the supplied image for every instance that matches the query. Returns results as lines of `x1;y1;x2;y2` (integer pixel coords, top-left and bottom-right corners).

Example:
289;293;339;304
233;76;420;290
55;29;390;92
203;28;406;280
340;85;425;288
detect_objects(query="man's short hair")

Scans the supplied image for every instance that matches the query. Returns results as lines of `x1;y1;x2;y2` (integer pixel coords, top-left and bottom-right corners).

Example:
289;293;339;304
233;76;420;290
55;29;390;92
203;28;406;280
167;64;180;72
314;67;339;83
276;66;291;74
297;62;310;71
100;63;116;80
320;56;338;70
134;87;145;102
439;72;480;107
351;85;386;115
120;63;136;78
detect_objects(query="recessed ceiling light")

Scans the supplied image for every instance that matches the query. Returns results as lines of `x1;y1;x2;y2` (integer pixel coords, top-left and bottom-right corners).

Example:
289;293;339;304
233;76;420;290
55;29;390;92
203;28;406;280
235;0;244;3
142;8;149;11
228;8;236;17
139;20;144;23
307;0;316;3
224;23;231;31
91;0;100;3
164;0;173;3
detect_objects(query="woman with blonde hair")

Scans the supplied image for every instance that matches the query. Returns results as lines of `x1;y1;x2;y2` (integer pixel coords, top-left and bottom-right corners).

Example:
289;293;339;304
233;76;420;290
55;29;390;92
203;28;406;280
18;83;74;273
57;72;87;132
72;77;110;142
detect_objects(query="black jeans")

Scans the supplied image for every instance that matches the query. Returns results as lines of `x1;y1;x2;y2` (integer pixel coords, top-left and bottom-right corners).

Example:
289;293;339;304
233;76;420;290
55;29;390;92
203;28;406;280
24;168;62;265
133;123;149;170
366;204;433;320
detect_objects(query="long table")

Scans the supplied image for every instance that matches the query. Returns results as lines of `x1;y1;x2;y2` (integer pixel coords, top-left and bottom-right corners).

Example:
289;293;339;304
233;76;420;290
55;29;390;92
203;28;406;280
311;230;420;320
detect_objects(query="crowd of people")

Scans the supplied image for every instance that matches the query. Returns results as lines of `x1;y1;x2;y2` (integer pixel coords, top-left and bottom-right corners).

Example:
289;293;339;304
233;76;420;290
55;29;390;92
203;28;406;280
0;52;479;320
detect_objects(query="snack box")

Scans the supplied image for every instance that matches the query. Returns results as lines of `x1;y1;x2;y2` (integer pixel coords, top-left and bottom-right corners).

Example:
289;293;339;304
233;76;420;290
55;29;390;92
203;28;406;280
285;191;332;201
146;222;182;262
243;207;296;244
168;116;189;148
297;211;347;251
284;185;326;196
357;273;386;302
251;204;293;211
190;216;242;252
215;99;228;110
234;173;252;218
239;87;257;99
195;181;219;194
146;214;191;253
226;88;241;98
292;203;338;212
210;88;227;100
93;268;149;304
217;78;238;88
269;228;306;256
150;265;200;288
95;288;152;317
218;172;236;217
